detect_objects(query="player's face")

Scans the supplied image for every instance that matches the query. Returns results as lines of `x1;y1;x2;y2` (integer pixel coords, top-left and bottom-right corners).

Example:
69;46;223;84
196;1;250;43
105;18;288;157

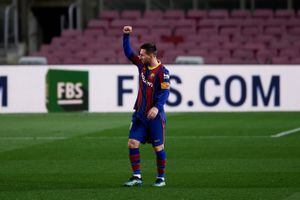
139;49;152;65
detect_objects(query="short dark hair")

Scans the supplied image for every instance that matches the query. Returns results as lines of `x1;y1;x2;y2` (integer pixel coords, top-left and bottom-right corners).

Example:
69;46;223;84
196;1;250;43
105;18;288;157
140;43;157;56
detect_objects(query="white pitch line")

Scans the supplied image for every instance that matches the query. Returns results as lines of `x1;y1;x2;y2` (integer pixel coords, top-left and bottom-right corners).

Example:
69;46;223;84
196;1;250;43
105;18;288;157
271;127;300;138
0;135;268;141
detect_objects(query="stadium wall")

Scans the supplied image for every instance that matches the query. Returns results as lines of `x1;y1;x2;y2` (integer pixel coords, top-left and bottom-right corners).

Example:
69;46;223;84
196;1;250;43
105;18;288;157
0;65;300;113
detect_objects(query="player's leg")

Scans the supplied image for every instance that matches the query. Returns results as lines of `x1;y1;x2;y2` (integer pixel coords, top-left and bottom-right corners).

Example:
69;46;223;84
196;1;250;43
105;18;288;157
128;139;141;178
124;116;146;187
149;115;167;187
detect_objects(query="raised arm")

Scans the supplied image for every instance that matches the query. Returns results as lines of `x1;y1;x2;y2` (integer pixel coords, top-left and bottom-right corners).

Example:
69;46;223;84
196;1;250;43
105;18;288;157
123;26;142;67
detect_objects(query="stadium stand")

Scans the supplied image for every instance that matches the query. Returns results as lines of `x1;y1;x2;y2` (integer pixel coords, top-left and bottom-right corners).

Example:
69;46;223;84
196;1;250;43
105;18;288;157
31;9;300;65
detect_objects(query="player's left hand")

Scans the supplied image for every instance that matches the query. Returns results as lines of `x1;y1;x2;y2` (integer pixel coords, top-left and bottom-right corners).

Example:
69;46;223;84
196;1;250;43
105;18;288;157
147;107;159;120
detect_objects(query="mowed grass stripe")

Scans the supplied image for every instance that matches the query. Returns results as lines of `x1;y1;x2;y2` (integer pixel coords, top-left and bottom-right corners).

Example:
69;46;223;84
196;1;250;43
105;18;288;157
0;112;299;200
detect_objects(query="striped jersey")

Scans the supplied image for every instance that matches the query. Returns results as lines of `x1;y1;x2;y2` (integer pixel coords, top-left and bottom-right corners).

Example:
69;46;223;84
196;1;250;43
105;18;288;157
123;34;170;119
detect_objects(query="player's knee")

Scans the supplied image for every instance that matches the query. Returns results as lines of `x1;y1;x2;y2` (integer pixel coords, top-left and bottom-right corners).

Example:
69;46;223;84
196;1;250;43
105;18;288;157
128;139;140;148
153;144;164;152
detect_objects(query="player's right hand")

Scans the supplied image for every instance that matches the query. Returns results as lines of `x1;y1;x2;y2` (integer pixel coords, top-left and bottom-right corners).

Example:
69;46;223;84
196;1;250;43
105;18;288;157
123;26;132;34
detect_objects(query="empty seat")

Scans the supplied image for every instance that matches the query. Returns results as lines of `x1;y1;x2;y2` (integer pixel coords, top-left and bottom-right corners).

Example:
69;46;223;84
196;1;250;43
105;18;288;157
222;57;243;64
84;29;105;38
222;42;241;51
187;49;208;57
210;49;231;58
264;18;287;27
204;57;221;64
264;27;285;36
219;19;243;28
87;19;109;31
208;9;229;19
133;19;154;28
220;27;240;36
231;10;251;19
175;19;197;29
253;35;276;45
63;57;84;64
178;41;198;52
186;10;207;20
61;29;82;38
175;28;197;36
232;49;254;59
110;19;133;29
99;10;119;21
290;58;300;64
244;42;266;51
242;27;263;37
274;10;294;18
279;48;299;58
256;50;276;64
121;10;141;20
288;27;300;35
143;10;163;19
163;10;185;19
198;19;219;29
252;9;273;19
271;57;290;64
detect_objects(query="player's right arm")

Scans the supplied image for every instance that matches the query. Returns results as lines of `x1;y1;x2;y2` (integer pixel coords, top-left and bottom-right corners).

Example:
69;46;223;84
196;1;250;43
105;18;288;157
123;26;143;68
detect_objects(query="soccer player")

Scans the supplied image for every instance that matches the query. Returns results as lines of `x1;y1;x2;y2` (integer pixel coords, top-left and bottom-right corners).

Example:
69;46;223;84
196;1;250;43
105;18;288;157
122;26;170;187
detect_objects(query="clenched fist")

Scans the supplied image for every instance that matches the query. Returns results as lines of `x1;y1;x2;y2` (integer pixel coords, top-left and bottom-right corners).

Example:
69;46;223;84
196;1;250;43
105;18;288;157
123;26;133;34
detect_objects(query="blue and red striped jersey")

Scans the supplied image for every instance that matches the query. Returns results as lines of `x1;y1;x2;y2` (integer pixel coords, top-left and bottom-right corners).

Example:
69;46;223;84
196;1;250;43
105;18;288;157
123;34;170;118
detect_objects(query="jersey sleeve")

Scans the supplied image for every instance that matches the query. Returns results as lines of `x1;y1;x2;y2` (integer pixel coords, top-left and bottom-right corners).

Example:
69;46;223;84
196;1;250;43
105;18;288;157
123;34;143;70
155;67;170;112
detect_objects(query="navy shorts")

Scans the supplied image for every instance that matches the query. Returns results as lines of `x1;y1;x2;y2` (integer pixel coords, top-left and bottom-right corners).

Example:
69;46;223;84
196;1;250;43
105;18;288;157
129;112;166;147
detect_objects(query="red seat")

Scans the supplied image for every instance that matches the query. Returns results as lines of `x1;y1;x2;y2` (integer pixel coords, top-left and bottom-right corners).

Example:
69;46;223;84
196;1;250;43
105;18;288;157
177;41;198;52
222;57;243;64
231;10;251;19
198;28;218;35
61;29;82;39
244;42;266;51
220;27;240;36
204;57;221;64
187;49;208;57
274;10;295;18
110;19;133;29
232;49;254;59
143;10;163;19
222;42;241;51
175;19;197;29
133;19;154;28
279;48;299;58
219;19;243;28
264;27;285;37
63;57;84;64
84;29;105;38
121;10;141;20
175;28;197;37
253;35;276;45
290;58;300;64
163;10;185;19
186;10;207;20
210;49;231;58
208;9;229;19
87;19;109;31
242;27;262;37
198;19;219;29
252;9;274;19
99;10;119;21
256;50;276;64
271;57;290;64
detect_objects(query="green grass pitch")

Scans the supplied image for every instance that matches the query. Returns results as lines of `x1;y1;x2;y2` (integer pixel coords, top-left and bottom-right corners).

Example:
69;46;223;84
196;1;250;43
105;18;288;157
0;112;299;200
